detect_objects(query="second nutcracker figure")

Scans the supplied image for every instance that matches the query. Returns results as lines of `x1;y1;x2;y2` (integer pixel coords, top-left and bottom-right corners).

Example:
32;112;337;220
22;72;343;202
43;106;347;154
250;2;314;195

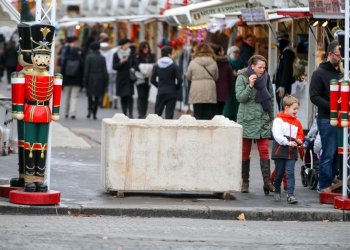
12;24;62;192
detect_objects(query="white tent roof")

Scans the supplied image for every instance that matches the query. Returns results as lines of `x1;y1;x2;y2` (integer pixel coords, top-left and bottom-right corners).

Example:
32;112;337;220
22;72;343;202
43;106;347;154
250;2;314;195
246;13;292;26
79;0;161;17
57;15;163;27
276;7;310;13
61;0;83;4
164;0;224;16
58;20;80;28
0;0;20;28
128;15;165;24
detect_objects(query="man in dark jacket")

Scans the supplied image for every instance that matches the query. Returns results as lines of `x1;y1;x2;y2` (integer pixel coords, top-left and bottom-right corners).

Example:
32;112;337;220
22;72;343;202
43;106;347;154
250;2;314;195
61;45;84;119
151;46;183;119
83;41;109;119
309;40;342;192
273;31;296;111
240;34;255;67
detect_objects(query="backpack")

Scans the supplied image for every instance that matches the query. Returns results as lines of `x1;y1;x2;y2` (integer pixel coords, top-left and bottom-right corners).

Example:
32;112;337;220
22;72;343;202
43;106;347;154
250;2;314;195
64;59;80;77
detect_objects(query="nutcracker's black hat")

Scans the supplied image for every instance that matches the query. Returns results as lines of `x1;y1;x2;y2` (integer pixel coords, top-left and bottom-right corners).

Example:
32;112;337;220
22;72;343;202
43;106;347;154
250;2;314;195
30;24;55;54
17;23;32;64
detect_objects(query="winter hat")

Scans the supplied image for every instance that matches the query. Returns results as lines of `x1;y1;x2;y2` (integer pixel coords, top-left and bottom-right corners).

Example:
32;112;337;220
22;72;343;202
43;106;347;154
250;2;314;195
90;41;100;51
118;38;132;46
227;46;240;56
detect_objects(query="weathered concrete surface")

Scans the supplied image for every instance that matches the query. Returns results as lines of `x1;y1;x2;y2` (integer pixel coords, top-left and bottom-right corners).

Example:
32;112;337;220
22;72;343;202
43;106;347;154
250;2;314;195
51;122;91;149
101;114;243;193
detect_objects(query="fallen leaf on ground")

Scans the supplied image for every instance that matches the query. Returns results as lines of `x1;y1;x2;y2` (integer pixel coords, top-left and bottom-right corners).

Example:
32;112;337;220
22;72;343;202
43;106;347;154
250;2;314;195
323;220;329;222
237;213;246;221
67;211;71;216
102;236;108;240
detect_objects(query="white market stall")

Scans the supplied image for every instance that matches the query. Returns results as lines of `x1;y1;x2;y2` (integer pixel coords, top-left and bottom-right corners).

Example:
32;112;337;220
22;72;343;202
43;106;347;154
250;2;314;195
275;7;317;130
0;0;20;28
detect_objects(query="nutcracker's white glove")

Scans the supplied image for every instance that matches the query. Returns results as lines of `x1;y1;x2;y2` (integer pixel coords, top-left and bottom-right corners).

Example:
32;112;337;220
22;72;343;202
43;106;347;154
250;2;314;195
52;115;60;121
16;113;24;120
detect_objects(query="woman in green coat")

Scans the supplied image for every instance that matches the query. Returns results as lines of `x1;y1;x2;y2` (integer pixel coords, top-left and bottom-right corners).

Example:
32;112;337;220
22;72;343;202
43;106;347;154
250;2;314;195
235;55;275;194
222;46;245;121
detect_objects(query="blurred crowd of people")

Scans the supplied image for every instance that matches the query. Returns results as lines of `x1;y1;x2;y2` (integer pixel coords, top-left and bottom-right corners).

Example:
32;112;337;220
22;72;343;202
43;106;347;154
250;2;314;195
0;31;270;124
55;32;258;122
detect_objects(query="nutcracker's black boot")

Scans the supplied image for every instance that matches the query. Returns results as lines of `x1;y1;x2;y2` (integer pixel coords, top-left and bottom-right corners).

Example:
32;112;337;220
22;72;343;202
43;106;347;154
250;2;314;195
35;150;47;192
35;182;47;192
24;182;36;192
24;148;36;192
35;149;47;192
10;177;25;187
10;146;25;187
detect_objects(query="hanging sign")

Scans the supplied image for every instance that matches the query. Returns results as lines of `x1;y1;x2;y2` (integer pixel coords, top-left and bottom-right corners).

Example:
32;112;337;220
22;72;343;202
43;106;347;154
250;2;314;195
190;1;246;25
308;0;341;14
241;7;268;22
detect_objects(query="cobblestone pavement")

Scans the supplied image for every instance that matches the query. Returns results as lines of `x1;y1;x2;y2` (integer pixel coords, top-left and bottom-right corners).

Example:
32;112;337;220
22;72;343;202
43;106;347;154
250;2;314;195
0;215;349;250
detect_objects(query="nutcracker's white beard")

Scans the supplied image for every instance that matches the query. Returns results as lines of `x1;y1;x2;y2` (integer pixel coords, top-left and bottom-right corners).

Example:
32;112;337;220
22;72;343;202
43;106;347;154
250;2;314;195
117;48;131;59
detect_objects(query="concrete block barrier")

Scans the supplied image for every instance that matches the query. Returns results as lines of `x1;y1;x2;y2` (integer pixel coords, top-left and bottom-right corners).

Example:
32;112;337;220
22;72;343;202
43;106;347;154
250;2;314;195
101;114;242;194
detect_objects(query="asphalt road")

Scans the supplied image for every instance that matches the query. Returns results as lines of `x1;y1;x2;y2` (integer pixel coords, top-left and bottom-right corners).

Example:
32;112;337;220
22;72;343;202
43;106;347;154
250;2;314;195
0;215;349;250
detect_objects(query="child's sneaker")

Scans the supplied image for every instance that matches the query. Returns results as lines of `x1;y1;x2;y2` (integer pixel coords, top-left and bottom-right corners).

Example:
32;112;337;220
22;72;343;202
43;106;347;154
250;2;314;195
274;192;281;201
287;194;298;204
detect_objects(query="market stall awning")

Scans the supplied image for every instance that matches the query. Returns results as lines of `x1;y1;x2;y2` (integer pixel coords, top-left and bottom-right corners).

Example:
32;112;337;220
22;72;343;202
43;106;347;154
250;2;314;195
164;0;246;26
277;7;312;17
0;0;20;28
61;0;83;4
128;15;165;24
58;20;80;28
58;16;118;26
75;16;117;24
115;15;160;22
246;13;292;26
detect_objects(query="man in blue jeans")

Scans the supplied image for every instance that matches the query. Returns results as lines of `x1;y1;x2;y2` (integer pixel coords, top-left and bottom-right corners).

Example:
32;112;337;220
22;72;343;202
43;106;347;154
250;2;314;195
309;40;342;192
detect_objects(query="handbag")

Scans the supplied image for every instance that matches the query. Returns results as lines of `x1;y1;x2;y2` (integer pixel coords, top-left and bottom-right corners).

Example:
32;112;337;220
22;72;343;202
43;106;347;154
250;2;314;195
65;59;80;77
102;91;110;108
129;59;137;83
130;71;137;82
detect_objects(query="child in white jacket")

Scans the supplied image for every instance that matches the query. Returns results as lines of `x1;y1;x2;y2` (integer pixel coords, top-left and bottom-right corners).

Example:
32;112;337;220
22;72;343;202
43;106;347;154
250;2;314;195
271;95;305;204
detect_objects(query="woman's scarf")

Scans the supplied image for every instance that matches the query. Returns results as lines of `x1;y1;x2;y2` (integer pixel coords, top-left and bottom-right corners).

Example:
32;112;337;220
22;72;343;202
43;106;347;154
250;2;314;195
117;48;131;59
229;55;243;70
247;66;271;111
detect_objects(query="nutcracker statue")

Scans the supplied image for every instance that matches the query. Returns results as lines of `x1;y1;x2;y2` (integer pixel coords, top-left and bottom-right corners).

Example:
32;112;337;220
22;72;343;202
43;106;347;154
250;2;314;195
10;23;33;188
12;24;62;193
328;32;350;197
329;78;350;199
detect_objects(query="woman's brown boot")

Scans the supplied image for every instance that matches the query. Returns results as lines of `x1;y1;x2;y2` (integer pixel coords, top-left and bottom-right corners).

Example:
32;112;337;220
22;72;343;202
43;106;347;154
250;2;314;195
241;159;250;193
260;158;275;195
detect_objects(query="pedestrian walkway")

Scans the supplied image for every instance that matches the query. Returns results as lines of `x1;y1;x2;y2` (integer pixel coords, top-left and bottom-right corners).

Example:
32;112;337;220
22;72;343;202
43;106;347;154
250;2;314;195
0;80;346;222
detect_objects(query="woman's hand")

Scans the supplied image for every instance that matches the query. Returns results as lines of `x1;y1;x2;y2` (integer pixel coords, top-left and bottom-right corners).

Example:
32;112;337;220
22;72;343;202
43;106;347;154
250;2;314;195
130;68;135;72
276;87;285;97
248;74;257;88
290;141;298;147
